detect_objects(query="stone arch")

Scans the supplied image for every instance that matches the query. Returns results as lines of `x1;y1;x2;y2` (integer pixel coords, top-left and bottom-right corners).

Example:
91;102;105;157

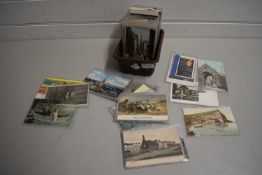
201;71;217;87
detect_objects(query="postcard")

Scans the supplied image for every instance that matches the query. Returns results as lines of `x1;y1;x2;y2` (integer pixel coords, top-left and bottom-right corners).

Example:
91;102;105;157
124;27;156;60
35;78;86;99
86;68;131;100
121;126;188;168
197;59;228;91
116;94;168;122
44;84;89;106
166;54;198;86
24;99;77;128
183;107;239;136
171;83;219;106
42;77;86;86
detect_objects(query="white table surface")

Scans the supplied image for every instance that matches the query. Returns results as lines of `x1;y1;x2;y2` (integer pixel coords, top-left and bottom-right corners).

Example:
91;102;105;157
0;37;262;175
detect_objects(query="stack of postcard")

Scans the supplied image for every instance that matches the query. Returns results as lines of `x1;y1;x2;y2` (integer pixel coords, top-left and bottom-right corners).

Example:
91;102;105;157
24;78;89;128
166;54;229;106
108;83;189;168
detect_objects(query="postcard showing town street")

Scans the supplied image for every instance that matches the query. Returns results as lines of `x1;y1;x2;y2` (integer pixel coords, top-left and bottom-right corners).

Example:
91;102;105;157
117;94;168;121
24;99;76;128
86;69;131;99
122;126;187;168
45;84;89;106
183;107;239;136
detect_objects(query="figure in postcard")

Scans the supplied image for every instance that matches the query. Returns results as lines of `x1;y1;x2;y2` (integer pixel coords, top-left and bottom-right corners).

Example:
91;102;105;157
51;105;59;121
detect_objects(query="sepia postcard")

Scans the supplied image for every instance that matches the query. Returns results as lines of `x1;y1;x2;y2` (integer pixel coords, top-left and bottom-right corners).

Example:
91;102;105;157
171;83;219;106
183;107;239;136
197;59;228;91
86;68;131;100
116;94;168;122
44;84;89;106
121;126;188;168
24;99;77;128
166;54;198;86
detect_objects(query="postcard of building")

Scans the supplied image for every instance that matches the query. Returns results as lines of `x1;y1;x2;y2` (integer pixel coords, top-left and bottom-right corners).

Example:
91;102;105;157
183;107;239;136
121;126;188;168
24;99;77;128
116;94;168;122
197;59;228;91
171;83;219;106
86;68;131;100
44;84;89;106
166;54;198;86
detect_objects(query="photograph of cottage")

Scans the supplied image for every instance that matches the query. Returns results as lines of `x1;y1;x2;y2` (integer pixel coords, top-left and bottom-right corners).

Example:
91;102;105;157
172;83;199;101
122;127;187;168
125;27;155;59
198;59;228;91
86;69;131;99
183;107;239;136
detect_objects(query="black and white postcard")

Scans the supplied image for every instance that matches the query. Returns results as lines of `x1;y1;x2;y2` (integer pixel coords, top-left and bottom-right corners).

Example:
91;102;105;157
121;126;188;168
116;94;168;122
171;83;219;106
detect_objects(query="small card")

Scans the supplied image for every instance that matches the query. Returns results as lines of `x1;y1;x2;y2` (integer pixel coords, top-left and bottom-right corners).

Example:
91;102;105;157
183;107;239;136
121;125;188;168
171;83;219;106
116;94;168;122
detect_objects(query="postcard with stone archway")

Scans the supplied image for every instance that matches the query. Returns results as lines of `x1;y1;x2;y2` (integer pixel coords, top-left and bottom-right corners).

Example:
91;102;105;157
197;59;228;91
121;126;188;168
183;107;239;136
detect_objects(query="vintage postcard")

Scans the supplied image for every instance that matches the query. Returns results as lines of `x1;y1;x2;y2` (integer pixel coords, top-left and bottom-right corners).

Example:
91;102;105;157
124;27;156;60
35;77;86;99
197;59;228;91
44;84;89;106
86;68;131;100
24;99;77;128
116;94;168;121
183;107;239;136
166;54;198;86
121;126;188;168
171;83;219;106
42;77;86;86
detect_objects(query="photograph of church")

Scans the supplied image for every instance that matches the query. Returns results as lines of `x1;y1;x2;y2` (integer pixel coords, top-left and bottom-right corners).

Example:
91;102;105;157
198;59;228;91
122;127;187;168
